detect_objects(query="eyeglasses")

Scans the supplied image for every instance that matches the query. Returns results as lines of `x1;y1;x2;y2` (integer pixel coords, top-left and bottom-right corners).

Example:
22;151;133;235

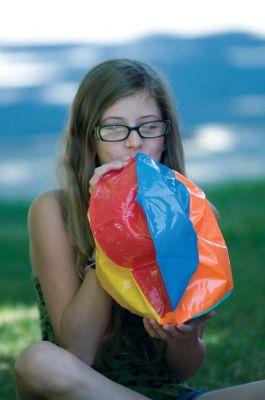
94;120;170;142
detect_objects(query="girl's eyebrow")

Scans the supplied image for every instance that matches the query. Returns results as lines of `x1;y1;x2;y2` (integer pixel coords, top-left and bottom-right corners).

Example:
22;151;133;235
100;116;123;124
101;114;160;124
140;114;160;120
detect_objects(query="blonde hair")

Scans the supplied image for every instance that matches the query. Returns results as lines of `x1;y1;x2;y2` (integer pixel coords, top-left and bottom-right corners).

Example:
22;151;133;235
58;58;186;278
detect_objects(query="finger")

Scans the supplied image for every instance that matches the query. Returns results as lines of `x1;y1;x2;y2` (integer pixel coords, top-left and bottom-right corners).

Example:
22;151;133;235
89;159;129;192
92;160;128;182
199;310;216;322
162;324;183;338
166;319;198;334
143;318;160;339
149;319;169;341
176;323;193;334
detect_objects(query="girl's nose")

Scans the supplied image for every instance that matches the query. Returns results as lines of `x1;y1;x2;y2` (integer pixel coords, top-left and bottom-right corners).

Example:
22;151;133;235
124;129;143;149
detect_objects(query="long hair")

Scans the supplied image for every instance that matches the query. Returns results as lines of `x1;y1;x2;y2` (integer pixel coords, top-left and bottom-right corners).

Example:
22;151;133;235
58;58;186;278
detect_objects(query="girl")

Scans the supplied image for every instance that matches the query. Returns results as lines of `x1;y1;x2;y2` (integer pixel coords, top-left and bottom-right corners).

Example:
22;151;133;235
15;59;265;400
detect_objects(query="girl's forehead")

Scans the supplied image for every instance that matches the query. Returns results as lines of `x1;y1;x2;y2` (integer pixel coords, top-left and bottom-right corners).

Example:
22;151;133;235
101;91;161;120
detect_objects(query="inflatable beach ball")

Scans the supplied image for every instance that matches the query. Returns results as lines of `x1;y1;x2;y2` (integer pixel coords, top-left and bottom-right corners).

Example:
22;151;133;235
88;153;233;325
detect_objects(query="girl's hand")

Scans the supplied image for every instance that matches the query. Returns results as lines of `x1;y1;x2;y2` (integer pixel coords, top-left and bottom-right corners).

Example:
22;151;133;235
89;156;131;193
143;311;215;342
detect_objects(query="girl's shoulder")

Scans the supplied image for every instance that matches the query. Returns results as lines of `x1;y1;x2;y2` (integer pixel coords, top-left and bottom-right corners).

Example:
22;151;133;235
28;190;67;240
29;189;63;219
30;189;62;207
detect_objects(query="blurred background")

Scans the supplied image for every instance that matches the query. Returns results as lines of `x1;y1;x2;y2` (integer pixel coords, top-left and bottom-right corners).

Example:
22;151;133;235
1;0;265;199
0;1;265;399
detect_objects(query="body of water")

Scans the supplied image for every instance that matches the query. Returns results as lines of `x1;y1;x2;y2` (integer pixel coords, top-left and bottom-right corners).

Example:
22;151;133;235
1;123;264;201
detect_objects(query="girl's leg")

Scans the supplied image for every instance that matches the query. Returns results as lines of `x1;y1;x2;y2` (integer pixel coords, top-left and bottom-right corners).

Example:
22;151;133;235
15;341;150;400
200;380;265;400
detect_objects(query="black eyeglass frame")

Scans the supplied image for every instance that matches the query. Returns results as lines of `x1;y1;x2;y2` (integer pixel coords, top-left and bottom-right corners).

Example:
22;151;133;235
94;119;171;142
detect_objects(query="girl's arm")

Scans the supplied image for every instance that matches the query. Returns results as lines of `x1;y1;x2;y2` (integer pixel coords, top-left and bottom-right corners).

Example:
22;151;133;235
28;191;112;366
143;312;214;381
164;318;206;380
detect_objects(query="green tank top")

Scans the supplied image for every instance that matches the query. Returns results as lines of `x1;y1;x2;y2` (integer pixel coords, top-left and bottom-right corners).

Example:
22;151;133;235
32;275;193;400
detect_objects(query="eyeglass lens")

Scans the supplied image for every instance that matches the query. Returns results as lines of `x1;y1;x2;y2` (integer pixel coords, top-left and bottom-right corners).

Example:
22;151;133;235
99;120;167;141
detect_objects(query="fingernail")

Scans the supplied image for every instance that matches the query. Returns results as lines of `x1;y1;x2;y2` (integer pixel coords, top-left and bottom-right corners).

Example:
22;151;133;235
163;324;172;332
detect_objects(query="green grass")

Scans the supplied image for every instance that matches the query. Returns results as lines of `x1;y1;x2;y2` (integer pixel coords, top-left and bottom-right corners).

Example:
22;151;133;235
0;180;265;398
0;201;41;400
189;179;265;390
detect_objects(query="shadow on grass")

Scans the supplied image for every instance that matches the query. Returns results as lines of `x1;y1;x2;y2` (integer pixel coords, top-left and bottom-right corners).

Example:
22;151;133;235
0;361;16;400
0;303;41;399
0;200;36;306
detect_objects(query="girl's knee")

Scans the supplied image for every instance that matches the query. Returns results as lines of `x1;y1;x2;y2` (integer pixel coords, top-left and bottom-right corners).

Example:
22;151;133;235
15;341;57;390
15;341;78;395
15;342;69;393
